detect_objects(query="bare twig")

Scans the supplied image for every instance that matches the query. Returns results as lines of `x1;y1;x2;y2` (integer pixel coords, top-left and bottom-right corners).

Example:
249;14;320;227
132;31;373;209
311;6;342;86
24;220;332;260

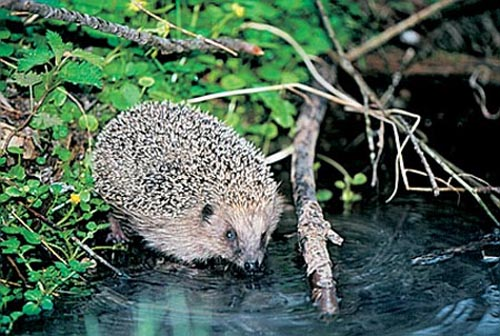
0;0;262;56
346;0;459;61
131;0;237;56
469;66;500;120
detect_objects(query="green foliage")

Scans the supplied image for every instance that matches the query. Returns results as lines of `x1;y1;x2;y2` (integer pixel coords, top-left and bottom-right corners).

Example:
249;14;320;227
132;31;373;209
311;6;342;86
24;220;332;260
0;0;385;332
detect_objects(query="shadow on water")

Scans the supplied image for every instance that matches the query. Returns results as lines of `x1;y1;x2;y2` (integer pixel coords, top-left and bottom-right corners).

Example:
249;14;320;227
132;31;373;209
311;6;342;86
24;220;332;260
18;195;500;336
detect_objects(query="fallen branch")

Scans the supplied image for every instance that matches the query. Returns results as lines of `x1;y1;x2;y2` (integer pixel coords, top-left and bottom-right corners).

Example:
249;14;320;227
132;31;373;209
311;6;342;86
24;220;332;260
361;48;500;84
291;64;344;315
0;0;263;56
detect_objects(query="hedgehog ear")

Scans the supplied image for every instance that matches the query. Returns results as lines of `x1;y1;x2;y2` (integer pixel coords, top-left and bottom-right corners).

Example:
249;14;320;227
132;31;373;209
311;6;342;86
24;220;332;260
201;204;213;222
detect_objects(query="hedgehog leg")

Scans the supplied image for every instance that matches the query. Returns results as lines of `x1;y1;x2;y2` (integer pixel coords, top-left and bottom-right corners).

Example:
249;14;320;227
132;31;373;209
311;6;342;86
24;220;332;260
106;214;130;243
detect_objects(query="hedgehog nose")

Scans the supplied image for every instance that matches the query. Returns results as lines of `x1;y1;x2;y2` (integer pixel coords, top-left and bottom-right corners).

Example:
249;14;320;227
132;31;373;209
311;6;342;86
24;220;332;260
243;260;260;273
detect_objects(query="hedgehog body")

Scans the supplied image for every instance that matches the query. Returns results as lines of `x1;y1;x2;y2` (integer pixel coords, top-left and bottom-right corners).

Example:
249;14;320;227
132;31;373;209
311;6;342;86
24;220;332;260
92;101;283;273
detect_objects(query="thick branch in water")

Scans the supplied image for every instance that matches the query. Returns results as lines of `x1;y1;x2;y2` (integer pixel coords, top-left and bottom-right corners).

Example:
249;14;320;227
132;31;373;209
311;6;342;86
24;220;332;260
291;64;344;315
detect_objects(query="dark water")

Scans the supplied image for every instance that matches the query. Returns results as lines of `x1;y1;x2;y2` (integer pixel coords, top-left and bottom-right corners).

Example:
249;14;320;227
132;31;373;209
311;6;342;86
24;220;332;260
19;196;500;336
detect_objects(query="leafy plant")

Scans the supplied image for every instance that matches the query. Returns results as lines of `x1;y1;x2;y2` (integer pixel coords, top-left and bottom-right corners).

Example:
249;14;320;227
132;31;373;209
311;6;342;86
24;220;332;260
0;0;378;332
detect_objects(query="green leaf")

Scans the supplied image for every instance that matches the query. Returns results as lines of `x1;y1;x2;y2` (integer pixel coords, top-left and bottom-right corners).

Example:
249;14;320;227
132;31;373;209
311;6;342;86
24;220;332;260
46;30;70;64
24;288;42;302
86;222;97;231
351;173;367;185
4;186;23;197
18;46;53;72
110;83;141;110
1;226;20;234
220;74;247;90
0;29;10;39
53;146;71;161
9;165;25;180
80;190;91;203
58;61;103;88
12;71;43;87
71;49;104;67
317;189;333;202
40;297;54;310
138;76;155;88
0;237;20;253
30;112;62;130
334;180;346;189
36;157;47;165
7;146;23;155
270;101;296;129
0;41;13;57
0;193;9;203
19;228;41;245
78;114;99;132
22;302;41;316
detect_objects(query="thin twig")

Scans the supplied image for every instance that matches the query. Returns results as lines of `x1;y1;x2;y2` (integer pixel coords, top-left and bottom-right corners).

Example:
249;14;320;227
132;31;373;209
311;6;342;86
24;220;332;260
131;0;237;56
1;0;261;56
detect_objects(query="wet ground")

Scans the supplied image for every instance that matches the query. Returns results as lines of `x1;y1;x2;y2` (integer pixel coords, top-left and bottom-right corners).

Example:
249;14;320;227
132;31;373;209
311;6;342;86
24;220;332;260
18;195;500;336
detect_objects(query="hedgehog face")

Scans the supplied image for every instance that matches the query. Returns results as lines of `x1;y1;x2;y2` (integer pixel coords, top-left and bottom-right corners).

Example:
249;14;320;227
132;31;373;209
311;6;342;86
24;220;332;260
200;196;282;274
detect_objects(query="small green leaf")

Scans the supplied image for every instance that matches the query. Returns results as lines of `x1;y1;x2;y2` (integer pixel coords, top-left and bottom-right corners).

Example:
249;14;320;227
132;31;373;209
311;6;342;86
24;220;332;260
18;46;53;72
317;189;333;202
24;288;42;302
0;41;13;57
22;302;41;316
53;146;71;161
334;180;346;189
86;222;97;231
36;157;46;165
351;173;367;185
0;193;9;203
71;49;104;67
4;186;23;197
78;114;99;132
30;112;62;130
46;30;70;64
40;297;54;311
12;71;43;87
270;101;296;129
7;146;23;155
80;190;91;203
0;237;20;253
59;60;103;88
220;74;247;90
19;228;41;245
8;165;26;180
1;226;20;234
110;83;141;110
138;76;155;88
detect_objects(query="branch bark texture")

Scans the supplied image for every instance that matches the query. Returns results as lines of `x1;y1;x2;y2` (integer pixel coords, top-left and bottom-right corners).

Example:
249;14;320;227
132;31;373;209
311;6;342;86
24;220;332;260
291;65;344;315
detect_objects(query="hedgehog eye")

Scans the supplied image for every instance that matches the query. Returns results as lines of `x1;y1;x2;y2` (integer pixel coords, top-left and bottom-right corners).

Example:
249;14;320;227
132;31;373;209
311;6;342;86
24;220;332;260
201;204;213;222
225;229;237;241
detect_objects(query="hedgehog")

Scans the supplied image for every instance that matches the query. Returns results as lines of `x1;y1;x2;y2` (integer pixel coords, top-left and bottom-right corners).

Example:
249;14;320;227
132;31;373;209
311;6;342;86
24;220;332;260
92;101;283;274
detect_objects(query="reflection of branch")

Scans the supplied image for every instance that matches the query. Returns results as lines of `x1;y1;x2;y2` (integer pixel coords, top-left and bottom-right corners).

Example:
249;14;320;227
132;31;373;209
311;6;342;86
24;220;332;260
346;0;458;61
1;0;263;56
292;64;343;315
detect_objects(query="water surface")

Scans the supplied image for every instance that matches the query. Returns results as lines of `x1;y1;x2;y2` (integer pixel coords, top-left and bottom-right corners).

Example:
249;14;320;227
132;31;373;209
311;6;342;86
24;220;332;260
20;196;500;336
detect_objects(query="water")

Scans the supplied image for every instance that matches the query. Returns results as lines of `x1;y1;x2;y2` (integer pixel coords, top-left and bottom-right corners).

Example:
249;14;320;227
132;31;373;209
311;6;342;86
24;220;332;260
19;196;500;336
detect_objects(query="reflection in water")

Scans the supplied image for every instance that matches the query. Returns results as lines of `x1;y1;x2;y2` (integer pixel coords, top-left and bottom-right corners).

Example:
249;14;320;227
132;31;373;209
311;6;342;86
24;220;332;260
19;196;500;336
